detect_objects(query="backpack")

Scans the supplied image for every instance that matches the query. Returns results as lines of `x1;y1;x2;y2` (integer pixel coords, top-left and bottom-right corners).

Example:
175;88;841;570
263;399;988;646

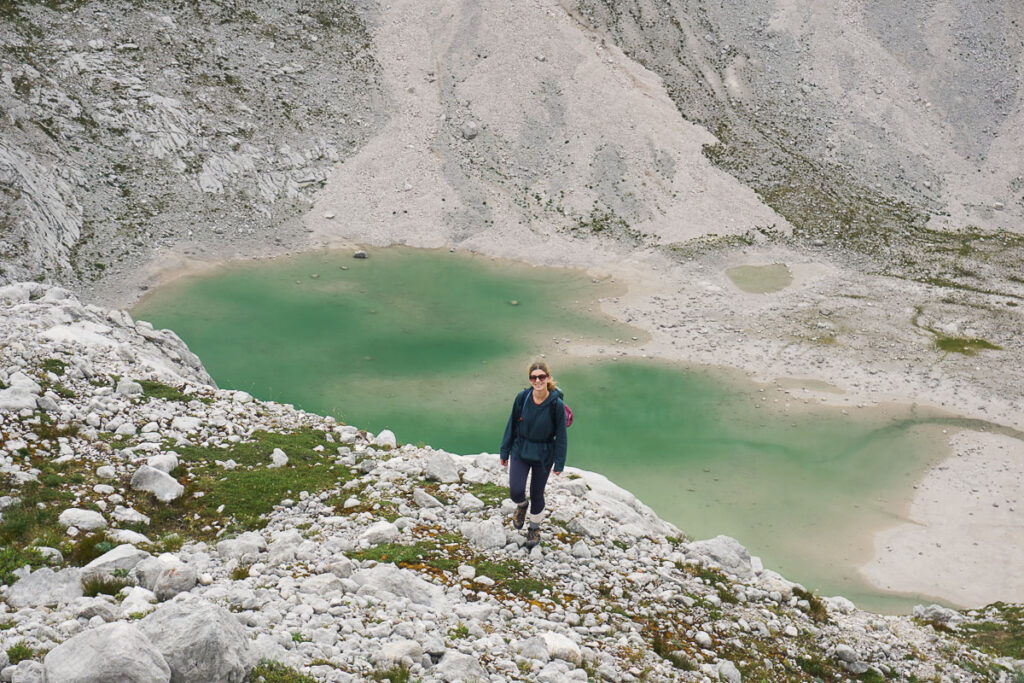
521;390;574;428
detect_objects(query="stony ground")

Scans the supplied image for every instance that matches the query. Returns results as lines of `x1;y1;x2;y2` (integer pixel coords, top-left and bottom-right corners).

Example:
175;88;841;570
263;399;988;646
2;286;1023;682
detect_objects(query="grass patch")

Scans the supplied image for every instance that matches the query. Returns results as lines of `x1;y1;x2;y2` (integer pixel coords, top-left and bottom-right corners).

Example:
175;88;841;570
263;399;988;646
370;664;412;683
137;428;353;537
0;546;46;586
68;535;116;566
464;482;507;506
250;660;317;683
350;541;457;572
6;641;35;665
448;623;469;639
0;619;14;630
82;575;133;597
935;335;1001;356
138;379;192;402
960;602;1024;659
40;358;67;376
231;562;252;581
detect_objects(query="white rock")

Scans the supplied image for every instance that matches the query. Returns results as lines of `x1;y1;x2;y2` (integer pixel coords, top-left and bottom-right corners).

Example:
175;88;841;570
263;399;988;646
146;453;178;473
435;650;486;681
112;505;151;525
374;429;397;448
58;508;106;530
424;452;460;483
138;597;254;682
372;639;423;665
121;586;158;616
461;518;505;549
835;644;858;663
232;391;253;403
83;544;150;579
351;564;448;609
718;659;742;683
359;521;400;545
269;448;288;468
457;493;484;511
6;567;83;608
687;535;754;581
106;529;152;546
116;379;143;396
130;465;184;502
170;416;201;433
413;488;443;508
43;621;170;683
541;632;582;664
695;631;713;649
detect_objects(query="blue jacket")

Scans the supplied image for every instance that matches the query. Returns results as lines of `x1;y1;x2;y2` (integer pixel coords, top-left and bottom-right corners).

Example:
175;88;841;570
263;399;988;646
500;387;568;472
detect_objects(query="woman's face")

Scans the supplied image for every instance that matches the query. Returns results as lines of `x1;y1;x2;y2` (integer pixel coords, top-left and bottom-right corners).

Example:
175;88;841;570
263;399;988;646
529;369;549;387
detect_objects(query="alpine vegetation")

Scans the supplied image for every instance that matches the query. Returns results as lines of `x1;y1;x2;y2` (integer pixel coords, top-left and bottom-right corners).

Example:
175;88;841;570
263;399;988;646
0;282;1020;681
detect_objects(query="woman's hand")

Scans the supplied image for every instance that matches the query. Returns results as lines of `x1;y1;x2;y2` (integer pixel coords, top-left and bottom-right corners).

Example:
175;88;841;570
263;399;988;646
553;470;562;476
501;459;508;468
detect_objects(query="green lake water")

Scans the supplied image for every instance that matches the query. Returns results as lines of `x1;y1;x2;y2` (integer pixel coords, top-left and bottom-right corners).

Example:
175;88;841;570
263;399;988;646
133;247;953;613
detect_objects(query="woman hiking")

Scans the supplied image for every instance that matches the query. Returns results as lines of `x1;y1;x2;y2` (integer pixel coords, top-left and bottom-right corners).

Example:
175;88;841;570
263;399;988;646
500;361;568;549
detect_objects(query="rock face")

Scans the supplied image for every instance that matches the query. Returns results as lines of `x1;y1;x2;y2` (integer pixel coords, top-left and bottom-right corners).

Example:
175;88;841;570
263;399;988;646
0;2;384;286
43;622;171;683
137;598;253;683
687;535;755;581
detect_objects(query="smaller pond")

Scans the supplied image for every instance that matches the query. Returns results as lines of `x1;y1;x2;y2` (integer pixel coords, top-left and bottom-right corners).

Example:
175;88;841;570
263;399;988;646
134;247;953;612
726;263;793;293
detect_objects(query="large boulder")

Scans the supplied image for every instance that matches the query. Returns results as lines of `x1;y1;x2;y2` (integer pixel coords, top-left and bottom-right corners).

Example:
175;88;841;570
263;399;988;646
460;518;506;550
424;452;460;483
6;567;83;608
138;597;254;683
0;372;41;412
82;544;150;580
351;564;448;609
43;621;170;683
130;466;184;502
435;650;486;682
135;555;196;600
686;535;755;582
216;531;266;560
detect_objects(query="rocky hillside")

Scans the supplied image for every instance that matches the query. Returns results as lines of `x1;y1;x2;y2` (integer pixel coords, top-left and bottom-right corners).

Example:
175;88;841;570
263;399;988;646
0;0;384;288
2;285;1022;681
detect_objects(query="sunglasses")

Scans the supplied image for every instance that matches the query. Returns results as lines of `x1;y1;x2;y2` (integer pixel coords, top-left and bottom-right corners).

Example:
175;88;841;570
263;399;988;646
529;373;548;381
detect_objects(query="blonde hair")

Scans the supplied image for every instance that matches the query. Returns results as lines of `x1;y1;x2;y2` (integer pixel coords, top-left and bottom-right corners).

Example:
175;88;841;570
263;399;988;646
528;360;557;393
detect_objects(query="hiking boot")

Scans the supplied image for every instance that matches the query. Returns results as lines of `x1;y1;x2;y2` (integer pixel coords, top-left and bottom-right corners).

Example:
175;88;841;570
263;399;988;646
524;526;541;550
512;503;528;530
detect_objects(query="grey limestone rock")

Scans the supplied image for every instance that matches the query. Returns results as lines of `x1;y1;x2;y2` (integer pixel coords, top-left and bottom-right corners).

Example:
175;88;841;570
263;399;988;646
82;544;150;580
43;621;170;683
130;465;184;502
460;518;506;549
10;659;45;683
58;508;106;530
116;379;144;397
152;562;198;601
435;650;486;682
413;487;443;508
424;452;460;483
718;659;743;683
686;535;755;581
6;567;83;608
351;564;448;609
359;521;400;545
216;531;266;560
146;453;179;474
138;597;254;683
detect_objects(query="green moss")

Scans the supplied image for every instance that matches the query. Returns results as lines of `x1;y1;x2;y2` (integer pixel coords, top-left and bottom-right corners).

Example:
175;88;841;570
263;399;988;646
934;335;1001;356
448;623;470;639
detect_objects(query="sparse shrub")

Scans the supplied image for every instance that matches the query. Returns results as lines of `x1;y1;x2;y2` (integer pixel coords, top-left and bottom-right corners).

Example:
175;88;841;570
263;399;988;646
0;546;46;586
68;535;114;565
6;640;34;664
230;563;252;581
793;586;830;624
40;358;67;376
249;659;317;683
138;379;191;402
370;664;411;683
448;623;469;640
82;575;132;597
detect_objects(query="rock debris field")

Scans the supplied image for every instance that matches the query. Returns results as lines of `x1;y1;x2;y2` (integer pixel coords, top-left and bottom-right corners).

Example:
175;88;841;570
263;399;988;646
1;282;1022;682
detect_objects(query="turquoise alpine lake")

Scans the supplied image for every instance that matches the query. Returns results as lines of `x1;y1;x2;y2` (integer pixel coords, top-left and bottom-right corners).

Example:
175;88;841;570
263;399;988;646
133;247;957;613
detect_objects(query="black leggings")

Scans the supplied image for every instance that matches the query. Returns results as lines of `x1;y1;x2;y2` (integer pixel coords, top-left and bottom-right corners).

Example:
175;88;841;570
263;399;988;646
509;453;553;515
